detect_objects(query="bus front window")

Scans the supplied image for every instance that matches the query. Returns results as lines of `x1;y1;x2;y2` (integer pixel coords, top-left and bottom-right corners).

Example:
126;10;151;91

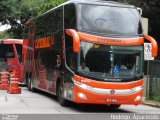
78;4;142;36
78;41;143;81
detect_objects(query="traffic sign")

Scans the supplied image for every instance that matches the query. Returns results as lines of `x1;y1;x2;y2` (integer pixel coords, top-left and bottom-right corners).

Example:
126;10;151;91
144;43;154;60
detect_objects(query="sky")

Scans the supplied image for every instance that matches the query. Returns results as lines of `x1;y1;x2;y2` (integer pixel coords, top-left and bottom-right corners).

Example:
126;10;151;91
0;24;11;32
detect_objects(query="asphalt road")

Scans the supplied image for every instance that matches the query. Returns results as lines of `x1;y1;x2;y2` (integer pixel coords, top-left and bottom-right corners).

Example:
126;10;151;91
0;87;160;120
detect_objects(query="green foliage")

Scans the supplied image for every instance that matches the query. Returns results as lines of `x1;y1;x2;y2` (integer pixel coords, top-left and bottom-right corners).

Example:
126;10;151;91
0;0;19;24
153;96;160;102
149;86;160;102
34;0;65;16
150;93;160;102
0;0;29;38
117;0;160;12
0;31;13;39
21;0;65;17
0;0;65;39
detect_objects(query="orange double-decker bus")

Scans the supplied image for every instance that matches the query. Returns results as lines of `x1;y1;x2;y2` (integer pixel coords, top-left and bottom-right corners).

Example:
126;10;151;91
0;39;23;82
24;0;158;108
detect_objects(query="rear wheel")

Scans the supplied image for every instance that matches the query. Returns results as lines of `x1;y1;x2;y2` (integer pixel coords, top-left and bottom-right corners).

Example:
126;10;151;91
28;75;35;92
26;74;30;89
57;80;68;106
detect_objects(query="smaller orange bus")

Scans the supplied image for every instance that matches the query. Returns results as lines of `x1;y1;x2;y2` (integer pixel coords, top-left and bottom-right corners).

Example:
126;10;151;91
0;39;23;83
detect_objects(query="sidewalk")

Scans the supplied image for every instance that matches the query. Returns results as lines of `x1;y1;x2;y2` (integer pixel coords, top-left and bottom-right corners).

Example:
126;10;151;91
143;100;160;108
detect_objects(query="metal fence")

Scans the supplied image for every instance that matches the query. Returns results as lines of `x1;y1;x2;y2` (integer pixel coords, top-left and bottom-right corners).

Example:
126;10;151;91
144;60;160;101
148;76;160;100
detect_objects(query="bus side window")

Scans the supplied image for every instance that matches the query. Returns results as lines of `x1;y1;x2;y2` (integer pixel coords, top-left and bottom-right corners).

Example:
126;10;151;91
5;45;15;58
15;44;22;64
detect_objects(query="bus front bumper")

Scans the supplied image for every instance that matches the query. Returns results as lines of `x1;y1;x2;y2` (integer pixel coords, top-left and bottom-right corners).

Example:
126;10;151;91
73;80;143;105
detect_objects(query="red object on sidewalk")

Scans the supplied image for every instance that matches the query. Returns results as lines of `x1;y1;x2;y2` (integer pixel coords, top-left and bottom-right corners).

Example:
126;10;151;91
0;70;9;90
7;70;21;94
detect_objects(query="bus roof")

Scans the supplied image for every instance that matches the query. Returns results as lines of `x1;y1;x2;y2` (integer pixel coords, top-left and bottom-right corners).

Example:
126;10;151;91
69;0;134;8
0;39;23;44
27;0;135;23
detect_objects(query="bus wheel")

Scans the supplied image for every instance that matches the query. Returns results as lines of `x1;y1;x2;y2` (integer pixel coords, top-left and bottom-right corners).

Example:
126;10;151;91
28;76;35;92
57;81;67;106
109;104;121;109
26;74;30;89
26;74;30;90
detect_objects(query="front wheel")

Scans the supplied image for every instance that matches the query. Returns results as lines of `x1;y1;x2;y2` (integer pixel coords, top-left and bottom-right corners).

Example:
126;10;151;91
57;81;68;106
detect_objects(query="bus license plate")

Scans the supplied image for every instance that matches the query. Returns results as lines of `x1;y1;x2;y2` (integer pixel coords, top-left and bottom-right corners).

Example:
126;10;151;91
107;98;118;102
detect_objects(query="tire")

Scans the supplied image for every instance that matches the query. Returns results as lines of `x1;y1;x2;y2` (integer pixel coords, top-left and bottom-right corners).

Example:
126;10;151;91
28;75;35;92
26;74;30;89
57;80;68;106
109;104;121;109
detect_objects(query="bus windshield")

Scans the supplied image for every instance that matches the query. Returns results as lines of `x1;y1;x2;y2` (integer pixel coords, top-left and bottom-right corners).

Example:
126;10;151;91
0;44;15;59
78;4;142;36
0;44;15;70
78;41;143;81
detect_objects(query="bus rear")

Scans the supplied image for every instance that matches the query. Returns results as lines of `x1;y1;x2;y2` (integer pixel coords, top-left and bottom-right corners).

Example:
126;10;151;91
0;39;23;83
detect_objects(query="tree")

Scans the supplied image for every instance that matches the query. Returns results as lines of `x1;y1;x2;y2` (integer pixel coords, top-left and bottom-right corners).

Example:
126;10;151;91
24;0;65;16
0;0;31;38
0;31;13;39
0;0;65;39
0;0;18;24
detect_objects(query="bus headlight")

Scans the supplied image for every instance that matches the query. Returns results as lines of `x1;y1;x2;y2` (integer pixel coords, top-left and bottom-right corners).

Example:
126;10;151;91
73;79;93;90
134;95;142;101
131;86;143;92
78;92;87;99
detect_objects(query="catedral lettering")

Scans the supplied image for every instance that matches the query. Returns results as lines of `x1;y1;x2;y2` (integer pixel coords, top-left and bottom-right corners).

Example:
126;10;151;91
23;0;158;108
98;38;122;43
35;35;54;49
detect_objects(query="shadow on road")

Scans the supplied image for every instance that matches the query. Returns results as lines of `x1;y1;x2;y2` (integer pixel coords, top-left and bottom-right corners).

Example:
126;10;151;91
65;102;131;113
24;87;132;113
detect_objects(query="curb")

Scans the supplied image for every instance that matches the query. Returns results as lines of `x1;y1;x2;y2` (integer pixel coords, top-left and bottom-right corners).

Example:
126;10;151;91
142;101;160;108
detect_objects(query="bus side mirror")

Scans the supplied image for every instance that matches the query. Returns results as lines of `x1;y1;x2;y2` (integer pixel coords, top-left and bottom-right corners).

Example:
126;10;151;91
66;29;80;53
144;35;158;57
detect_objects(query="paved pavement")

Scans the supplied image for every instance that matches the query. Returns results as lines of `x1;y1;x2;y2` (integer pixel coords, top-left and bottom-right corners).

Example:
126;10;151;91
0;87;160;114
143;100;160;108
